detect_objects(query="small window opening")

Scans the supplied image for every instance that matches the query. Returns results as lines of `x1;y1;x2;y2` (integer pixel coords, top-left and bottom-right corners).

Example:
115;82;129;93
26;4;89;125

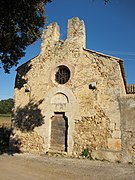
25;85;30;93
55;65;70;84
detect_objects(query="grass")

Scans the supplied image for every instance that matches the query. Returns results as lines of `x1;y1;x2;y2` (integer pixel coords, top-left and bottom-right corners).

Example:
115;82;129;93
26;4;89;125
81;148;93;160
0;114;11;125
0;114;11;117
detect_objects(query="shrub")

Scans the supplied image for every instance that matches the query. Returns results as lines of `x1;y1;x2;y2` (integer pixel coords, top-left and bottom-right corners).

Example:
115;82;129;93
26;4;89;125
81;148;93;160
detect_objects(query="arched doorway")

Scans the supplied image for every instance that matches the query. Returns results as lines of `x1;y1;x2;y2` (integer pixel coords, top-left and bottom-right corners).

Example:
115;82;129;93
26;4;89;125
50;112;68;152
44;87;79;155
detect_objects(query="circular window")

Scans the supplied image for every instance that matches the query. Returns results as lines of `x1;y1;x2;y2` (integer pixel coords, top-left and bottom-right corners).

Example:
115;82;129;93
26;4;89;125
55;65;70;84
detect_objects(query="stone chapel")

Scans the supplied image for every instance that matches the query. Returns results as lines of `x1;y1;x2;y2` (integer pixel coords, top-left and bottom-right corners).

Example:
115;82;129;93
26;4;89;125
11;17;135;163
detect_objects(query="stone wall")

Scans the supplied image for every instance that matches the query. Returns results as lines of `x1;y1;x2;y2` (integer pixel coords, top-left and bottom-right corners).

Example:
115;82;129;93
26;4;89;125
74;106;111;156
120;96;135;164
11;17;128;161
10;130;44;154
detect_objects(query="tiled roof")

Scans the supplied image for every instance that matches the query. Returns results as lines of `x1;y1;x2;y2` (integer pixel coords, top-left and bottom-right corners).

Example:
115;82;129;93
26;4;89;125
127;84;135;94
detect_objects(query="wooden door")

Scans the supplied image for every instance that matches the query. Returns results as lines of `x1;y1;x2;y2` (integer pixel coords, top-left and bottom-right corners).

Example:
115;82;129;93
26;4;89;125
50;113;68;152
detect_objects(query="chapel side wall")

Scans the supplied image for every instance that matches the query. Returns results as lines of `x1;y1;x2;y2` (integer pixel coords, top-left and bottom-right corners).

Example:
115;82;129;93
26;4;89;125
120;96;135;164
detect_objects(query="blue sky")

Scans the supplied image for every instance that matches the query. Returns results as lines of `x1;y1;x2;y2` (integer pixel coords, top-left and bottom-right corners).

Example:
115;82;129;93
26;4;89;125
1;0;135;100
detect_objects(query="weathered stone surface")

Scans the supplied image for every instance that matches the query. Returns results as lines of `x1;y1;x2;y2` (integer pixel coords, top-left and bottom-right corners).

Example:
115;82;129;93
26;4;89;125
107;138;121;151
112;130;121;139
120;96;135;164
91;150;122;163
73;106;111;156
10;130;44;153
11;17;135;164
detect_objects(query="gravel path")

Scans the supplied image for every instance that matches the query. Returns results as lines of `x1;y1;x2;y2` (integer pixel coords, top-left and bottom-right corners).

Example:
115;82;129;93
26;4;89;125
0;153;135;180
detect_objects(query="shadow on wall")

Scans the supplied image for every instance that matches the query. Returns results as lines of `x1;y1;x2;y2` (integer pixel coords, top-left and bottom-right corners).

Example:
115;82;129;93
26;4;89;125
15;63;32;89
13;99;45;132
0;99;45;155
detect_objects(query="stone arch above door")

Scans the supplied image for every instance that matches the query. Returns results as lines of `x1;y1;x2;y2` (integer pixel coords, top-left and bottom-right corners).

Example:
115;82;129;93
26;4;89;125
43;86;79;155
51;93;69;104
44;86;79;116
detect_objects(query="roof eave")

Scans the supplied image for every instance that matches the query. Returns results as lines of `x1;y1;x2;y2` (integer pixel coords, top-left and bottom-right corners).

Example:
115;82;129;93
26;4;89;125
16;55;39;71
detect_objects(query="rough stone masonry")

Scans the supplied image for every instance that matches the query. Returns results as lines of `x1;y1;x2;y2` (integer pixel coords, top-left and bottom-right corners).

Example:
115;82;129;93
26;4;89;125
10;17;135;164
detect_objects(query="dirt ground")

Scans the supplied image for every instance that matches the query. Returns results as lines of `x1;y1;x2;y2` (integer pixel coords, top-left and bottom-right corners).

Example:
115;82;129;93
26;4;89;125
0;153;135;180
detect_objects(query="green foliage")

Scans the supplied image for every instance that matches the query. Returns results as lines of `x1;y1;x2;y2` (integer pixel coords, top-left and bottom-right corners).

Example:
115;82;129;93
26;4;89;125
0;114;11;117
128;162;133;165
93;0;110;4
0;0;52;73
104;0;109;4
0;0;109;73
81;148;93;159
0;98;13;114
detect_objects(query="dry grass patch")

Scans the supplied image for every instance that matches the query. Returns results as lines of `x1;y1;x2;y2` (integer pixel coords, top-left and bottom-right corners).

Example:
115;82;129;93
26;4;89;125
0;114;11;125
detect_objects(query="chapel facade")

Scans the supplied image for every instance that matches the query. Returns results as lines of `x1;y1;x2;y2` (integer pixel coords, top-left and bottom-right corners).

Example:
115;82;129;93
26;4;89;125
11;17;135;163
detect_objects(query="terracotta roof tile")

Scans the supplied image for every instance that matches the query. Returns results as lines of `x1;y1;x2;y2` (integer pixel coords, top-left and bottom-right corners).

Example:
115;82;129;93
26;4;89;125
127;84;135;94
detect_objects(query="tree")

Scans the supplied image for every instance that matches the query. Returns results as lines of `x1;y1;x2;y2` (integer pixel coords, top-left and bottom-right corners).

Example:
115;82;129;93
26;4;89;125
0;0;52;73
0;0;109;73
104;0;109;4
0;98;13;114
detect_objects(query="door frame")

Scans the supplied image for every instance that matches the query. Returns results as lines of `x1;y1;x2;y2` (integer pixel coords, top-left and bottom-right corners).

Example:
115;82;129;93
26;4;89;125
50;112;68;152
43;86;79;155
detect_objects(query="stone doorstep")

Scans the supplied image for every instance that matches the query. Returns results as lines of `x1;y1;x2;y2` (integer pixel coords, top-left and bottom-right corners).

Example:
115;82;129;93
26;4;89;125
46;150;67;157
91;150;134;164
91;150;122;163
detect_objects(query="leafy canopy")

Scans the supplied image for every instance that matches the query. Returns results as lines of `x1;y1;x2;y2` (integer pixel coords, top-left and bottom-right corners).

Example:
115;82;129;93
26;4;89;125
0;98;13;114
0;0;109;73
0;0;51;73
